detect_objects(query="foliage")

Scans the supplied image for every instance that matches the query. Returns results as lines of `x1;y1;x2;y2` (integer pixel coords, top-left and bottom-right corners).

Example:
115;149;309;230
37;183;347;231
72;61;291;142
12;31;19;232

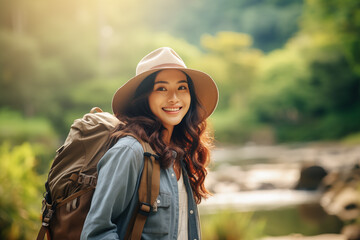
0;0;359;144
253;206;343;236
201;206;342;239
201;210;266;240
193;31;266;143
301;0;360;75
0;108;57;144
248;0;360;142
341;132;360;145
0;108;58;173
143;0;303;52
201;32;262;108
0;143;44;240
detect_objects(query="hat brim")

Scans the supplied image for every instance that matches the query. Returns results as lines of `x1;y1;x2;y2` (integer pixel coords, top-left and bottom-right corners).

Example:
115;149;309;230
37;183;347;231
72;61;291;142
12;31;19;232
112;67;219;121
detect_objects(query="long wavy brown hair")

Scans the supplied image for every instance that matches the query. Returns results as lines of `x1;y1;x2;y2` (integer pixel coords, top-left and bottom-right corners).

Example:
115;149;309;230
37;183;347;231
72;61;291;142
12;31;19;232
108;70;213;203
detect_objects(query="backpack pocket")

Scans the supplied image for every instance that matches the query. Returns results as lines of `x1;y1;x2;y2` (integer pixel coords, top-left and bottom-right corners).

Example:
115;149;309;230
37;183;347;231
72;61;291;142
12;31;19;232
49;187;95;240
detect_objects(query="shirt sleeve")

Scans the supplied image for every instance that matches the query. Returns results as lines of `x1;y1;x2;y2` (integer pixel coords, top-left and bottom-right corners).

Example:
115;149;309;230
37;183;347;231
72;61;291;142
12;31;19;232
81;139;144;240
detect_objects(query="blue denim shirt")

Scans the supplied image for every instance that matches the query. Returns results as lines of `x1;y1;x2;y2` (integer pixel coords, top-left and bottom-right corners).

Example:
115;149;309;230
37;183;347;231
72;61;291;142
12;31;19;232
81;136;200;240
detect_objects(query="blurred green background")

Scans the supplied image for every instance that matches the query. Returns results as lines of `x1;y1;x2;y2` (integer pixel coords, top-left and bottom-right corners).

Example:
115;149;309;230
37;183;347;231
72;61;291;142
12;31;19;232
0;0;359;239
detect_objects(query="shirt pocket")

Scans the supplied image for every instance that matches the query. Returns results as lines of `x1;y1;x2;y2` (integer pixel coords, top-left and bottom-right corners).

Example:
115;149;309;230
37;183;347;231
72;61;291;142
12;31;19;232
142;191;171;236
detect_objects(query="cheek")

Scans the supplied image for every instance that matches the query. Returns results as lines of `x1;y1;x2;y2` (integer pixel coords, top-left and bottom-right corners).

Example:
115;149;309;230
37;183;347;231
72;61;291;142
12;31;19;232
184;94;191;109
148;94;156;114
148;93;164;116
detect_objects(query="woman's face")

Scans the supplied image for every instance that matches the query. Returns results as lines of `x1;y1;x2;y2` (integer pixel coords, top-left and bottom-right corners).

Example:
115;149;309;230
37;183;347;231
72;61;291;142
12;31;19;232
148;69;191;132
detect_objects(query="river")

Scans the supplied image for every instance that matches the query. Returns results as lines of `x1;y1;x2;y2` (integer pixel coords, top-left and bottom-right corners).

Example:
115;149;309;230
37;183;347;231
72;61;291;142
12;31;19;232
199;142;360;213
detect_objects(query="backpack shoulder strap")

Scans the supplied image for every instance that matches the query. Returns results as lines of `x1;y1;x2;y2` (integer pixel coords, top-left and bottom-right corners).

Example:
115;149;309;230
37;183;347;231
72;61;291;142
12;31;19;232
125;140;161;240
140;142;160;212
142;141;155;155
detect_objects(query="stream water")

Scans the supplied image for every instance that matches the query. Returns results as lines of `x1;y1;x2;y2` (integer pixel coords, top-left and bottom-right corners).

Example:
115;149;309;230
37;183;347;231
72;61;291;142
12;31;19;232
199;142;360;213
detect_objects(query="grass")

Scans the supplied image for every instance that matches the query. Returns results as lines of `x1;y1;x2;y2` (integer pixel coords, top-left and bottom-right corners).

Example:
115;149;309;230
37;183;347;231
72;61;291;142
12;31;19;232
341;132;360;145
200;204;343;239
201;210;266;240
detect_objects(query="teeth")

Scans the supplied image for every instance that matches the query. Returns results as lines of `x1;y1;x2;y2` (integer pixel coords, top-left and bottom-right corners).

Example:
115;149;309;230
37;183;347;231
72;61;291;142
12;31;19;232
163;107;181;112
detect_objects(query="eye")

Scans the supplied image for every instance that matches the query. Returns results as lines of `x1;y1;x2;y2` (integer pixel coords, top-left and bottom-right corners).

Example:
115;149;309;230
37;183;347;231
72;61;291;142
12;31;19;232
155;87;167;91
178;85;188;90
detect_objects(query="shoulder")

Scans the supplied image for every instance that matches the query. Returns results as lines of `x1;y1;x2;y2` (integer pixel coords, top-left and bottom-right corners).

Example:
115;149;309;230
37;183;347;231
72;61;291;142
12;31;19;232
111;135;144;154
98;136;144;169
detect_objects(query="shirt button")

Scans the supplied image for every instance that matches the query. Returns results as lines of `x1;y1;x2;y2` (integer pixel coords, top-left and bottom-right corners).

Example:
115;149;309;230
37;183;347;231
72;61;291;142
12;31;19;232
190;210;194;214
157;199;161;204
171;173;175;177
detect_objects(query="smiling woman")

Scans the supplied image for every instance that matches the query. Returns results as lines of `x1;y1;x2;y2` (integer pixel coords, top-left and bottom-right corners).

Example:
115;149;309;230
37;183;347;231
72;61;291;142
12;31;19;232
80;47;219;240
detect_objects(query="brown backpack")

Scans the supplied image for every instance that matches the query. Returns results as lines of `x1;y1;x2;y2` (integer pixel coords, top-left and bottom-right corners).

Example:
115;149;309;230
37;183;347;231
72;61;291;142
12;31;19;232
37;107;160;240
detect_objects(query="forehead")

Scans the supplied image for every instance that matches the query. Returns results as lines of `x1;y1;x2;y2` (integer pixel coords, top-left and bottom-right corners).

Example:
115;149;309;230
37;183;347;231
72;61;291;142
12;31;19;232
155;69;187;83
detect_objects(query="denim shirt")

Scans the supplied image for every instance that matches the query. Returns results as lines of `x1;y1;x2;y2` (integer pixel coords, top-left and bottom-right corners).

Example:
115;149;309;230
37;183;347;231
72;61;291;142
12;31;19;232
81;136;200;240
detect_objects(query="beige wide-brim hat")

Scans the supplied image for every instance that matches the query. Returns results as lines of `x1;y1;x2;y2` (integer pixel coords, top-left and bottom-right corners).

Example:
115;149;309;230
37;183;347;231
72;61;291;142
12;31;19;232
112;47;219;121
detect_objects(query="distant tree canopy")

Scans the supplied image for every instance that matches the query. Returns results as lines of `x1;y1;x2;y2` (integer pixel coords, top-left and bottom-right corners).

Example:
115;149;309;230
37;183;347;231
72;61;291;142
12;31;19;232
143;0;303;52
247;0;360;141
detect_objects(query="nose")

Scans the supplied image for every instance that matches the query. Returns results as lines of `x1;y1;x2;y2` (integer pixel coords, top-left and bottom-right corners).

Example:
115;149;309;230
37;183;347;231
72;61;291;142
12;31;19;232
168;90;179;104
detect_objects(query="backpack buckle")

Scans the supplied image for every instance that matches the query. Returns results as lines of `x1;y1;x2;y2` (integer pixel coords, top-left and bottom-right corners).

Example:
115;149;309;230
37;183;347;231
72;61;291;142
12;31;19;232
42;204;55;226
78;174;97;186
143;152;159;161
139;202;152;216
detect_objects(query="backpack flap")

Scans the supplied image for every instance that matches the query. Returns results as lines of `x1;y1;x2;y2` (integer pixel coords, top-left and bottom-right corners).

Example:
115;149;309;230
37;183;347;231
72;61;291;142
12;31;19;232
47;110;119;203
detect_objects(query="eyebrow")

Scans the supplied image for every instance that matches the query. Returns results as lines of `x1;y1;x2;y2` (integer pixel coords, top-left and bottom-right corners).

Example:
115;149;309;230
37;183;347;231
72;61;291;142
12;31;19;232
154;80;188;85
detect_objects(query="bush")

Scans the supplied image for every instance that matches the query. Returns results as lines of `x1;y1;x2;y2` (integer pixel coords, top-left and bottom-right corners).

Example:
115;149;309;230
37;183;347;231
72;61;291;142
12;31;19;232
0;108;58;173
0;143;44;240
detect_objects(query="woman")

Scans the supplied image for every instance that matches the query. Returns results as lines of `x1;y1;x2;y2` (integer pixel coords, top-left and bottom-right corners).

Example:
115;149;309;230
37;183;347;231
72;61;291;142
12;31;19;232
81;47;218;240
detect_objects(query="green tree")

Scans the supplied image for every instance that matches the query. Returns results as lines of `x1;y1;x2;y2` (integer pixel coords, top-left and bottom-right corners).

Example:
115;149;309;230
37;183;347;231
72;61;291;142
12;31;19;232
249;0;360;141
191;32;265;142
142;0;303;52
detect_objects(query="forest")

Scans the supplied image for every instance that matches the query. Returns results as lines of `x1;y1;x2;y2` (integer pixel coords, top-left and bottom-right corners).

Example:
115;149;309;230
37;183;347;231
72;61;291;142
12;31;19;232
0;0;359;238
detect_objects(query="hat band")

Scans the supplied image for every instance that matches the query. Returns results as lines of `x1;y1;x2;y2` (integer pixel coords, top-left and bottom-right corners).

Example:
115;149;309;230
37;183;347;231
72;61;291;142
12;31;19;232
150;63;186;70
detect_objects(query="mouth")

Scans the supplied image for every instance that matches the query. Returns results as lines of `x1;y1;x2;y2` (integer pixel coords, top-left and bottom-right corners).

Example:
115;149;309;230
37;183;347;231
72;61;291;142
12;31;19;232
162;107;182;113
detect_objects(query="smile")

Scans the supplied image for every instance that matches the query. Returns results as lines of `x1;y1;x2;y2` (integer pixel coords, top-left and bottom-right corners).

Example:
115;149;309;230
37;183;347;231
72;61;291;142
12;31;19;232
162;107;182;112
